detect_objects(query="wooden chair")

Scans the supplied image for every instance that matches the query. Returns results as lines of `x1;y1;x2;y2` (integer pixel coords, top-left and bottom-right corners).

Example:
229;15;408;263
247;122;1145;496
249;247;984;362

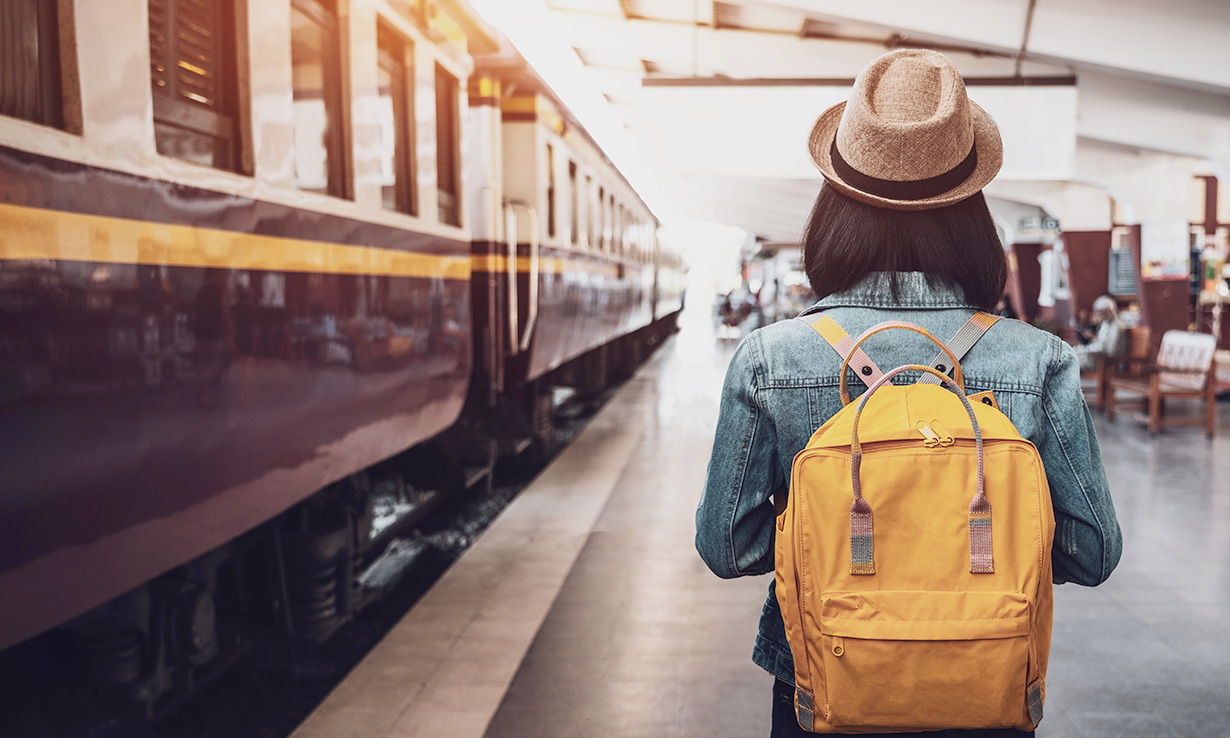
1081;326;1150;412
1080;355;1113;411
1118;326;1154;377
1107;330;1218;437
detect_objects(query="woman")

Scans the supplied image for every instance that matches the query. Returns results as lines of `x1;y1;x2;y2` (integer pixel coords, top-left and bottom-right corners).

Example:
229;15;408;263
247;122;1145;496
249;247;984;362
695;49;1122;737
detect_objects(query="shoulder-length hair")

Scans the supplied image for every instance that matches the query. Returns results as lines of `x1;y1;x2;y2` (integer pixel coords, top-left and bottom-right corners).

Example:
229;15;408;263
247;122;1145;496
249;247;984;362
802;185;1007;311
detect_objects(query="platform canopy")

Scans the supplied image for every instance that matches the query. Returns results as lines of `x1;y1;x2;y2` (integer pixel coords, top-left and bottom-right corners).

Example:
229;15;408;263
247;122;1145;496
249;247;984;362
478;0;1230;242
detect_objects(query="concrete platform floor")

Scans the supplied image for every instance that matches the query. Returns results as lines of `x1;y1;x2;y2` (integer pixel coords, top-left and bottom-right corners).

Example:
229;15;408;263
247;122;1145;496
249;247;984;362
291;304;1230;738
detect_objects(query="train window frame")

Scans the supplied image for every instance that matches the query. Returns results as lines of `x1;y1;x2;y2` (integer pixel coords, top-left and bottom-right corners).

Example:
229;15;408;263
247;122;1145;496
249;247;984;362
545;142;557;240
584;174;593;249
434;62;462;227
149;0;249;174
290;0;351;199
376;20;417;216
570;158;580;244
596;185;605;251
608;193;616;255
617;204;626;257
568;160;579;246
1;0;80;132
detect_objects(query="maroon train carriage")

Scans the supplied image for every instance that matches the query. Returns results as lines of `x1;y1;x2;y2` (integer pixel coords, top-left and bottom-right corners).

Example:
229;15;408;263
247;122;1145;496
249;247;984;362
466;44;675;441
0;0;489;713
0;0;683;719
0;137;474;639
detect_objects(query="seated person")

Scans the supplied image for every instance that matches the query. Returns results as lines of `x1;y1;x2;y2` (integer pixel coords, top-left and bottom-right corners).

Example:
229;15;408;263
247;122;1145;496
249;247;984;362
1074;295;1126;371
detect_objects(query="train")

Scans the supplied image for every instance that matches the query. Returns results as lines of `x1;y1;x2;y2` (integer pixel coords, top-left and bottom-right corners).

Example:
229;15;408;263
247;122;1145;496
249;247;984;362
0;0;683;714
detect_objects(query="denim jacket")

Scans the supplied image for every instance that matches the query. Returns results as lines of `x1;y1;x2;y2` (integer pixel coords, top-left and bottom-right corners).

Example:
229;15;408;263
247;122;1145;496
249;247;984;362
696;273;1123;686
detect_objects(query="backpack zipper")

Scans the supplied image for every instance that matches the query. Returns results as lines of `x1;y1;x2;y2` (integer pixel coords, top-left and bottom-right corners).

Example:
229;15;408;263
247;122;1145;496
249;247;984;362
800;437;1034;459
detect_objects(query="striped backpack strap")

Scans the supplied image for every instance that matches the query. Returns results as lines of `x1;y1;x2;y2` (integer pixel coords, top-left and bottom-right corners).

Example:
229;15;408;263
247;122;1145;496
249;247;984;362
799;314;885;389
916;311;1002;385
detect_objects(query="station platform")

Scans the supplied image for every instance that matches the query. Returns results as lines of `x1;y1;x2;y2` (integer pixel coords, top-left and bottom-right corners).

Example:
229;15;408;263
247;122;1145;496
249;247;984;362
289;306;1230;738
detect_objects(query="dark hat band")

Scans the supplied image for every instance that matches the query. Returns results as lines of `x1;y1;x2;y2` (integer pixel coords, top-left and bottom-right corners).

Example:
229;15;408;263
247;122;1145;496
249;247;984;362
829;140;979;201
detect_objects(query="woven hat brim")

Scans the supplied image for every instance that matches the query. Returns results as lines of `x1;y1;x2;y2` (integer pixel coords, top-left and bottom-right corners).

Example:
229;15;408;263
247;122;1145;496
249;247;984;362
808;100;1003;211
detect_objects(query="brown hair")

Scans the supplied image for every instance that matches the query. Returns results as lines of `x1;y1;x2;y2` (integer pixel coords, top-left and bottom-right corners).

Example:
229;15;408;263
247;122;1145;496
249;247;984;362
802;184;1007;311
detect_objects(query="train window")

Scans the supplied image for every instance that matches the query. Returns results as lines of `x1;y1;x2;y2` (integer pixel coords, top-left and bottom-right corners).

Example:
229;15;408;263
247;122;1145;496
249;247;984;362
149;0;244;171
608;193;616;253
545;143;557;239
630;219;638;261
568;161;578;245
435;64;461;226
584;175;593;247
617;205;625;255
291;0;349;198
377;23;416;215
596;186;605;251
1;0;67;128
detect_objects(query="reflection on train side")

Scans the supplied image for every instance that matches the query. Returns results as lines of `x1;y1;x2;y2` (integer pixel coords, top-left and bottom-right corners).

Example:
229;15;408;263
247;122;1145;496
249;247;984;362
0;260;469;407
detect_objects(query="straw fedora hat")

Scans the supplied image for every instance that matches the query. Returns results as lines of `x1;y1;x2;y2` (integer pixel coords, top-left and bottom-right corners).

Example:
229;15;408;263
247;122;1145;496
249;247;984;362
808;48;1003;211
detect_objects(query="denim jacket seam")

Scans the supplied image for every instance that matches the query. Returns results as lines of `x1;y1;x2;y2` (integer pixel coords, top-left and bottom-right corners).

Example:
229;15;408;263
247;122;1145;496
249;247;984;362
963;380;1043;396
727;334;764;577
758;377;1042;395
816;299;973;310
748;330;769;386
1042;338;1109;584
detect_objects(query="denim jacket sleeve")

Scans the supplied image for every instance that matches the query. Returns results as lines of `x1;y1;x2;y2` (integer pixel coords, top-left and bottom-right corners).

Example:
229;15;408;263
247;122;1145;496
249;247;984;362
1039;337;1124;586
696;333;783;579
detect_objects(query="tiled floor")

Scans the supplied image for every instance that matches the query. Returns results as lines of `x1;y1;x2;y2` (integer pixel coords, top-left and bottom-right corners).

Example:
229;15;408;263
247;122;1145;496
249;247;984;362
292;304;1230;738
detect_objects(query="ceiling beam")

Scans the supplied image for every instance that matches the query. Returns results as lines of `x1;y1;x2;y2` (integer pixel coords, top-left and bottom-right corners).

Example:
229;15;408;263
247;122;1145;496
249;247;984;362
553;14;1070;79
749;0;1230;94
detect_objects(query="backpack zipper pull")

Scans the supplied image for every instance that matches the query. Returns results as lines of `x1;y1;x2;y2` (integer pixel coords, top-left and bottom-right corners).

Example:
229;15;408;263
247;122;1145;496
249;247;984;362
930;420;955;447
915;420;940;447
832;636;845;657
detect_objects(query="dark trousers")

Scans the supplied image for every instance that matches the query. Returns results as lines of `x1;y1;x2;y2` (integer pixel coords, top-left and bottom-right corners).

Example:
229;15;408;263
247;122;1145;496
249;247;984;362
772;680;1035;738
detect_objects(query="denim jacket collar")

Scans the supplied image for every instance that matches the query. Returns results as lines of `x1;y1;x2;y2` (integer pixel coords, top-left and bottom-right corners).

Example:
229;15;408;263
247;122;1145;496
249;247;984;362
799;272;976;313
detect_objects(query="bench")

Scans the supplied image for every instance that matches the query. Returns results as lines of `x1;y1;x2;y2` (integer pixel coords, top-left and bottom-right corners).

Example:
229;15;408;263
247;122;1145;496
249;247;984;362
1106;330;1218;437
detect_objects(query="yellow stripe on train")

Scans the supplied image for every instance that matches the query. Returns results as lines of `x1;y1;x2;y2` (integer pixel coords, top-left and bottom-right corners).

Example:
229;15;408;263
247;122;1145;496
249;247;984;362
470;253;623;277
0;203;471;279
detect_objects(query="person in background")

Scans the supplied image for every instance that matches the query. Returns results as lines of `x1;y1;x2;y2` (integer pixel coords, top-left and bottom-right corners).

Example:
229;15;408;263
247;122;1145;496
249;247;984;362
1074;294;1125;371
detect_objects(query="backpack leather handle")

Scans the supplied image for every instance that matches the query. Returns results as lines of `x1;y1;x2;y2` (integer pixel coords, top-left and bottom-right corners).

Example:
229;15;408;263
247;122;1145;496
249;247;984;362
838;323;964;405
847;364;994;576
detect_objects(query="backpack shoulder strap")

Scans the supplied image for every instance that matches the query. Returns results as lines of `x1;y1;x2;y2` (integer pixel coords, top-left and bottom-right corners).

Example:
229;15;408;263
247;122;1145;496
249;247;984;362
916;311;1002;385
798;314;885;389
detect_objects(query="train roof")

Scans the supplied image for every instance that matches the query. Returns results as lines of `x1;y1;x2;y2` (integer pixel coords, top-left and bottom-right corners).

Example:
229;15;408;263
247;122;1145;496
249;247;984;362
474;34;660;227
440;0;501;56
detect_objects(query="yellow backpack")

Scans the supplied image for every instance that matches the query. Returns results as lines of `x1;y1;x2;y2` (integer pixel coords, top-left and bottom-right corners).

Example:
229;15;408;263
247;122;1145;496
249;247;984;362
775;319;1055;733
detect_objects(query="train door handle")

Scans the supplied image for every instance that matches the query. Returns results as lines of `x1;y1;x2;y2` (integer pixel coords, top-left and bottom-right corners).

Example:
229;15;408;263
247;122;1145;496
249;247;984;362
503;199;540;353
502;201;519;357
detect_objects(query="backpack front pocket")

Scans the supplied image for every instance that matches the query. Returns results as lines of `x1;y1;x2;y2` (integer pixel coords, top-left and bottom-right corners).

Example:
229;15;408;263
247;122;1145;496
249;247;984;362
817;590;1031;731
